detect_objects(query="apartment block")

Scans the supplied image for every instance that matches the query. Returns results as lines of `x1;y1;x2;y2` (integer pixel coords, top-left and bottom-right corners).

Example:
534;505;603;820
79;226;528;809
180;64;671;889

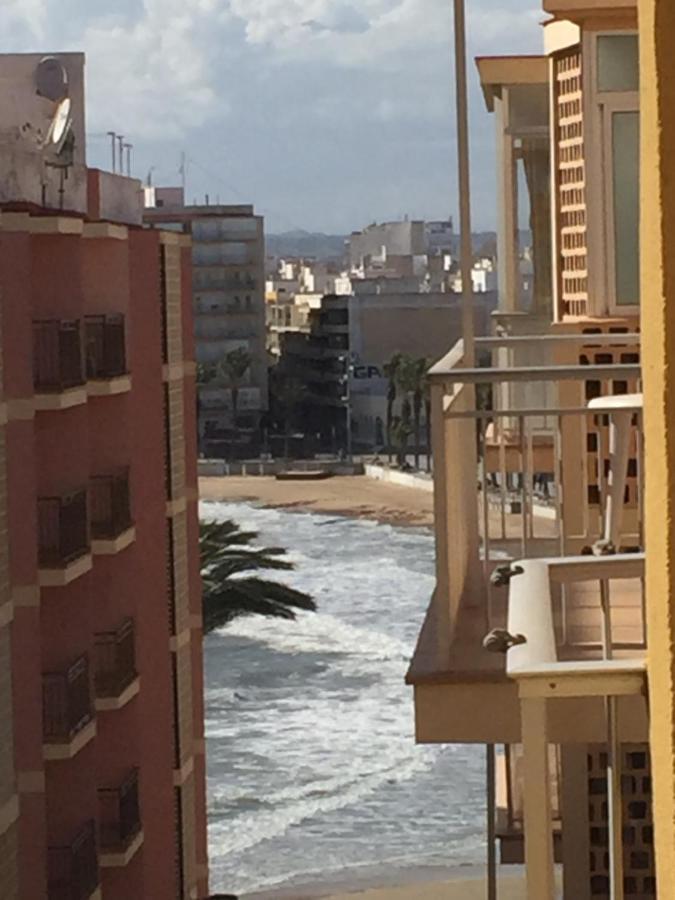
144;192;268;459
408;5;648;899
0;53;208;899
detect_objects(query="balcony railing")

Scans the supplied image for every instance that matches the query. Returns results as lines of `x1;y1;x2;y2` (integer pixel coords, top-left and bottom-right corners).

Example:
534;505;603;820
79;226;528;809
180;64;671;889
84;314;127;380
43;656;94;745
426;333;642;644
94;619;137;699
33;319;85;393
48;820;99;900
98;769;142;851
90;469;133;540
38;490;90;568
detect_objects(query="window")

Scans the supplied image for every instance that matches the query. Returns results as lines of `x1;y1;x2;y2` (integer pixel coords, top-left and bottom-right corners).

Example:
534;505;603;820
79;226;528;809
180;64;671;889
611;111;640;306
588;31;640;312
597;35;639;92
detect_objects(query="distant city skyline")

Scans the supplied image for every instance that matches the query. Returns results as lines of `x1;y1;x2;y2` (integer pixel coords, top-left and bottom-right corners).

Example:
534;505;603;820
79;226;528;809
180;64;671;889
2;0;541;232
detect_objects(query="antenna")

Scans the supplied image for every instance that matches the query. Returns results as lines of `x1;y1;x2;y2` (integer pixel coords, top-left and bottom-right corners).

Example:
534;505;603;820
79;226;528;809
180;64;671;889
117;135;125;175
107;131;117;172
123;142;133;176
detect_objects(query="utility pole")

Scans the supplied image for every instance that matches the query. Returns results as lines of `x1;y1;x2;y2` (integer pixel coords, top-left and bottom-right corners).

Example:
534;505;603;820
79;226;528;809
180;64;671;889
107;131;117;173
453;0;475;366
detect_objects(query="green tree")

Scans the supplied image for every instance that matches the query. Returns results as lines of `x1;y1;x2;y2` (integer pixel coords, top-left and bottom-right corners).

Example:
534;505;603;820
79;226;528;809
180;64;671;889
200;519;316;632
412;357;429;470
196;362;217;385
394;355;418;467
218;347;252;426
390;416;413;468
383;352;403;462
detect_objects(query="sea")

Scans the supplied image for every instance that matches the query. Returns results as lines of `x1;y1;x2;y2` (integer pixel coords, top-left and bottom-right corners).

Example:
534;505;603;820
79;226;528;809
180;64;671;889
201;501;487;897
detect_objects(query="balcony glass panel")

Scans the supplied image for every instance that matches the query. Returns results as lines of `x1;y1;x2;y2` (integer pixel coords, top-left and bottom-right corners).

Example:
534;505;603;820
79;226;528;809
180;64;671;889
33;319;85;393
47;820;99;900
38;490;90;567
43;656;94;744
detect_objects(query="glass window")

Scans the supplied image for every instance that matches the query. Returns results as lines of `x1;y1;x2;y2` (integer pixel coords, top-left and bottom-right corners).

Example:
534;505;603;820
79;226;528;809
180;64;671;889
612;111;640;306
597;35;639;92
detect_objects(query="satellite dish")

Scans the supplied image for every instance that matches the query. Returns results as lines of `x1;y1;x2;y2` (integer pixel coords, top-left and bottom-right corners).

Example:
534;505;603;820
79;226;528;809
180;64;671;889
45;98;73;155
36;56;69;102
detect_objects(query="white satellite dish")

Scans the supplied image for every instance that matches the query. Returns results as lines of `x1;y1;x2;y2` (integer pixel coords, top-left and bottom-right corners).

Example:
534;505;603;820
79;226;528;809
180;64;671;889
46;97;73;154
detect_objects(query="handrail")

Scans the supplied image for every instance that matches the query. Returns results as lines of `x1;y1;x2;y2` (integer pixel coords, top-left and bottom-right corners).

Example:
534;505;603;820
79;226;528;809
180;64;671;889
476;333;640;348
445;403;643;420
431;363;640;383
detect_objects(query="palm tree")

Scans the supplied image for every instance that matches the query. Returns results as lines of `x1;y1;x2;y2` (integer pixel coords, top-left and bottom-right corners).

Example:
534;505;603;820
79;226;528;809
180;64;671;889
412;357;429;470
390;416;413;468
218;347;252;427
200;519;316;632
196;362;217;385
394;355;418;468
383;352;403;462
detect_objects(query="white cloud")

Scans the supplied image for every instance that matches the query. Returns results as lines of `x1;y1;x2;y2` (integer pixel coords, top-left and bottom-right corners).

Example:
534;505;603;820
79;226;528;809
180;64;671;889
0;0;47;40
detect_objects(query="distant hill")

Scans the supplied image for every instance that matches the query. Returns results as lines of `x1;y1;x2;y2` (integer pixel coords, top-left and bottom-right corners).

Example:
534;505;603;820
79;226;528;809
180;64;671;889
265;231;348;261
264;229;531;262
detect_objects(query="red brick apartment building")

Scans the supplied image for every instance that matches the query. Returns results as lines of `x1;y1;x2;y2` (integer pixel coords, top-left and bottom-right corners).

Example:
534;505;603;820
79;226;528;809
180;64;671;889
0;53;208;898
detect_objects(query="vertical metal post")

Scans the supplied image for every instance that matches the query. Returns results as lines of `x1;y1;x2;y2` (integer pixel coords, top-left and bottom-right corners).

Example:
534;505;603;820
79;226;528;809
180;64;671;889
607;696;625;900
107;131;117;173
452;0;475;366
117;135;125;175
487;744;497;900
521;697;556;900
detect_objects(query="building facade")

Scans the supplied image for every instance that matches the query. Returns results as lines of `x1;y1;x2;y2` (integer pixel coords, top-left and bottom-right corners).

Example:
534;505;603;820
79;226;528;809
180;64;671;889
408;5;649;900
0;53;208;899
144;193;268;459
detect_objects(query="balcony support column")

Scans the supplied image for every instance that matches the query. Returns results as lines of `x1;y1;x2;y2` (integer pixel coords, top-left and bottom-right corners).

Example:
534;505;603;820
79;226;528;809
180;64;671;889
521;696;555;900
639;2;675;893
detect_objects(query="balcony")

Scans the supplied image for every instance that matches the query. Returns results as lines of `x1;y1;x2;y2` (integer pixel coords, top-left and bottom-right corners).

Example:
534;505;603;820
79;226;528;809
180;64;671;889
38;490;92;586
33;319;87;410
94;619;139;711
85;314;131;396
407;332;643;744
48;820;100;900
98;769;143;867
43;656;96;760
89;469;135;554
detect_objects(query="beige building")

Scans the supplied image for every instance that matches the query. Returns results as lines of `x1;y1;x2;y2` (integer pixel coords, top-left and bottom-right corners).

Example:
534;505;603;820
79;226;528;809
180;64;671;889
408;6;648;900
144;192;268;456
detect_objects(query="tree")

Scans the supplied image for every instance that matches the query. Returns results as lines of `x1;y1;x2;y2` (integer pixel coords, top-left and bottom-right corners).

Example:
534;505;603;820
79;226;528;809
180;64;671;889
200;519;316;632
383;352;403;462
196;362;217;385
390;416;413;468
218;347;252;427
394;355;419;468
412;357;429;470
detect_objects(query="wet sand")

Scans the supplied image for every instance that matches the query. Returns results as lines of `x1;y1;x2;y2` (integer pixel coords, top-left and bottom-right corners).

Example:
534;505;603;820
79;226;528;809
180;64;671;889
199;475;435;529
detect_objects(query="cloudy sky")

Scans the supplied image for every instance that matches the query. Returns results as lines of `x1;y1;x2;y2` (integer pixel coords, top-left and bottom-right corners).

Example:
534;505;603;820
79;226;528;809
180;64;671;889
2;0;542;232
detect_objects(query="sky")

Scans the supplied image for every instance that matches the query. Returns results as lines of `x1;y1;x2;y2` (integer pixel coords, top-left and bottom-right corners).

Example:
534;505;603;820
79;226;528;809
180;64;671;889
1;0;542;233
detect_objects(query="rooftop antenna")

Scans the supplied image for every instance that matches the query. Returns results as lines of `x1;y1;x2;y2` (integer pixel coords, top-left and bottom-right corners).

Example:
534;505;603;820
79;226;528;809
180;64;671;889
117;135;125;175
147;166;156;187
123;142;133;176
179;151;187;193
107;131;117;173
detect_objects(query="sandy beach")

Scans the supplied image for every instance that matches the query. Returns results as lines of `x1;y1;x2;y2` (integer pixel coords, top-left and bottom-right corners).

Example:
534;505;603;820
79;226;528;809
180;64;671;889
199;474;435;528
243;865;540;900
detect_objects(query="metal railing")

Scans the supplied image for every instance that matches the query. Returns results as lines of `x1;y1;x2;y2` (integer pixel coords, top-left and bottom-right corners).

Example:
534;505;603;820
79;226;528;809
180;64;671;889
429;334;643;639
47;820;99;900
38;490;90;567
84;314;127;379
99;768;142;851
94;618;137;699
90;469;133;540
33;319;85;393
43;656;94;745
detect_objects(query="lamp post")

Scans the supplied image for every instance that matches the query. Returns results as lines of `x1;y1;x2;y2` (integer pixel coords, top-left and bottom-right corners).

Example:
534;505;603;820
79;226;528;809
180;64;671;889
451;2;495;897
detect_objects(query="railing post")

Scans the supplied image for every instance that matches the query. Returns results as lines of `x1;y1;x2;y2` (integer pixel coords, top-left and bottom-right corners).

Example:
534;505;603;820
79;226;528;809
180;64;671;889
521;696;555;900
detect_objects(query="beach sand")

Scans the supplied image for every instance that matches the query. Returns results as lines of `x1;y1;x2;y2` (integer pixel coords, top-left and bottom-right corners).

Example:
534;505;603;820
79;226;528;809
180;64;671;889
199;475;435;528
243;866;542;900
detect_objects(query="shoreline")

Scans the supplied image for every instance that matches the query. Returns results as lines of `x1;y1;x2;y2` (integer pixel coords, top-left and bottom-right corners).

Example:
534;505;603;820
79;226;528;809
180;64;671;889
199;475;435;529
240;863;533;900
